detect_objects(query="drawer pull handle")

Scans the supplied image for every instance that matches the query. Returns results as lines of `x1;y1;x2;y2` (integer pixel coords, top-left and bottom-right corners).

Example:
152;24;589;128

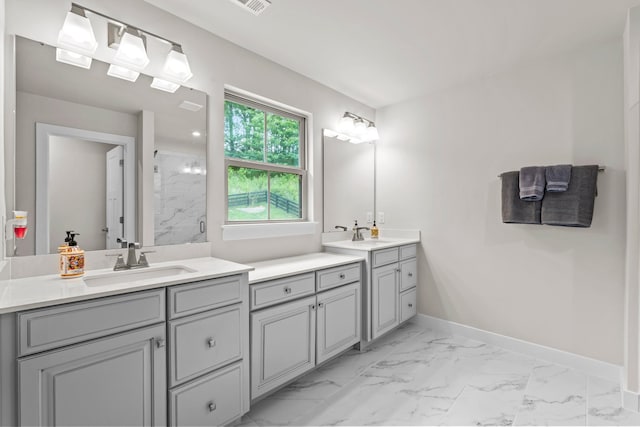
208;401;217;412
408;272;413;277
155;338;165;348
207;338;216;348
408;303;413;308
284;287;292;294
339;273;346;279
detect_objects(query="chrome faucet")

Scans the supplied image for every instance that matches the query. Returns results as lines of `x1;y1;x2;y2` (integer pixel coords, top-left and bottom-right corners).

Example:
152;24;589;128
352;226;370;241
335;225;348;231
107;241;154;270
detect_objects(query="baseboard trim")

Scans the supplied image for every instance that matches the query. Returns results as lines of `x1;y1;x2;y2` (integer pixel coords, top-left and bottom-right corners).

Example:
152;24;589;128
624;389;640;412
414;314;622;383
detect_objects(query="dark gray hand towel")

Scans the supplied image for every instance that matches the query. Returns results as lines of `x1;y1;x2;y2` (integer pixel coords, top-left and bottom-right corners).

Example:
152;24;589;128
546;164;572;192
519;166;546;201
502;171;542;224
541;165;598;227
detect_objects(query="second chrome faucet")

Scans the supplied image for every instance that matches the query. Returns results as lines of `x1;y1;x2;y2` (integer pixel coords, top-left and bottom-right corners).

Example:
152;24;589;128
108;240;154;270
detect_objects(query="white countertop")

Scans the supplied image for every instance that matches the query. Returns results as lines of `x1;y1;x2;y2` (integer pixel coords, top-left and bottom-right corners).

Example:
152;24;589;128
321;237;420;252
248;252;365;284
0;257;253;314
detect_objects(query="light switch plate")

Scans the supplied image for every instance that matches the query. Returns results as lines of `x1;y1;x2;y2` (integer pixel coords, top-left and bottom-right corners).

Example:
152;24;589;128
378;212;385;224
366;212;373;224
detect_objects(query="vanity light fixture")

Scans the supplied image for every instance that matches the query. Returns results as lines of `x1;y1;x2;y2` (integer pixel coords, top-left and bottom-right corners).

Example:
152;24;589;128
192;131;201;137
55;3;194;91
107;64;140;82
151;77;180;93
161;45;193;84
335;112;380;143
56;4;98;58
112;27;150;71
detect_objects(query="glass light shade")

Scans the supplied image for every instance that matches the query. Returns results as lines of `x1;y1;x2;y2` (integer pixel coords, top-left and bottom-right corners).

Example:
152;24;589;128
113;32;150;70
162;49;193;83
354;119;367;137
338;115;355;134
336;133;350;141
365;124;380;141
57;11;98;56
107;64;140;82
323;129;338;138
349;137;364;144
56;48;92;69
150;77;180;93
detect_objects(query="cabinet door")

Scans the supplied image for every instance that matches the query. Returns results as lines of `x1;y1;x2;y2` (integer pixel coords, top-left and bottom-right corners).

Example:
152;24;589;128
19;324;166;427
317;282;360;364
251;296;316;399
399;258;417;292
371;263;400;339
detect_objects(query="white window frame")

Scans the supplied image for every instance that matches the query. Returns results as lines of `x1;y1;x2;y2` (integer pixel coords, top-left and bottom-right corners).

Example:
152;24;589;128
224;92;308;224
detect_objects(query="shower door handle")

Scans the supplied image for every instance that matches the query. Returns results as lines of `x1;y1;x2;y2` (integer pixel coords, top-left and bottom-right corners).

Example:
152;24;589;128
200;221;206;233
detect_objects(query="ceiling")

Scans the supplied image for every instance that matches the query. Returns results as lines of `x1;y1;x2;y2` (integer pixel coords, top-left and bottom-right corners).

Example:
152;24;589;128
145;0;640;109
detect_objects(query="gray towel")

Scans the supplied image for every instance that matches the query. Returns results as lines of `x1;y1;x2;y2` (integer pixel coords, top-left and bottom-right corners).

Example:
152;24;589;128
546;164;572;192
519;166;546;201
502;171;542;224
541;165;598;227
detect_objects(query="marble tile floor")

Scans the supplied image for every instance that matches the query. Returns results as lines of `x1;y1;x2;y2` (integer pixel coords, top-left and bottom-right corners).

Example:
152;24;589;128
239;322;640;426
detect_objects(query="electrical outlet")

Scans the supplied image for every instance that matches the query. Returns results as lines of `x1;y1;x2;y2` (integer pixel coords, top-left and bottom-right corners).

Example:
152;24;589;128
366;212;373;224
378;212;385;224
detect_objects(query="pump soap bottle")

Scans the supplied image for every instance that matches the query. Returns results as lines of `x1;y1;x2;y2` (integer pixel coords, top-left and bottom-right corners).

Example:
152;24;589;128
59;232;85;278
371;221;379;239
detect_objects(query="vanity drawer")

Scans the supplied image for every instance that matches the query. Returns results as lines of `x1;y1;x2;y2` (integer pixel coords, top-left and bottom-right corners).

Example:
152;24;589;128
400;288;417;323
372;247;399;268
169;304;242;386
250;273;315;311
400;244;417;260
399;258;417;292
168;275;242;319
169;361;243;427
316;263;361;291
18;289;165;356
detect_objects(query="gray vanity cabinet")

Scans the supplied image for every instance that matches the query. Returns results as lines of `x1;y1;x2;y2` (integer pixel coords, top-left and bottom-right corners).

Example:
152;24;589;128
251;294;317;399
250;262;362;400
371;262;400;338
19;323;166;427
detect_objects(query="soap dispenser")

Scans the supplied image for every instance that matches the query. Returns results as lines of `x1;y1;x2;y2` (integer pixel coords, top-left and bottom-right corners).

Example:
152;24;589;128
371;221;379;239
59;231;85;278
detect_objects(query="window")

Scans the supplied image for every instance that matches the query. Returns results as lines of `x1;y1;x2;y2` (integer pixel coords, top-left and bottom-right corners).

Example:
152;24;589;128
224;93;306;223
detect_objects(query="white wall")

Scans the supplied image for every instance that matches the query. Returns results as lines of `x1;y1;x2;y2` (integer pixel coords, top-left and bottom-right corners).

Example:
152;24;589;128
376;39;625;364
5;0;375;264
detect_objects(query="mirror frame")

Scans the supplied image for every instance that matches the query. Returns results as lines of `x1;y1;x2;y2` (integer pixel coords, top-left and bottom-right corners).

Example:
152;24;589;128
35;123;136;254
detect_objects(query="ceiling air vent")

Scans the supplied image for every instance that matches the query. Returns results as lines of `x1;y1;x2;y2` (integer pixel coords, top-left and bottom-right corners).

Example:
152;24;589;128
228;0;271;16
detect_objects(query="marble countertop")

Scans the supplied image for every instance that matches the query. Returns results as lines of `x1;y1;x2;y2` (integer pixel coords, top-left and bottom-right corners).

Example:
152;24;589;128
0;257;253;314
321;237;420;252
249;252;365;284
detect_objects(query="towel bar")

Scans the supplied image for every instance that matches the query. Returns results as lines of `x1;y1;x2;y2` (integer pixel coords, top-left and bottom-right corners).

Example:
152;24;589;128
498;166;605;178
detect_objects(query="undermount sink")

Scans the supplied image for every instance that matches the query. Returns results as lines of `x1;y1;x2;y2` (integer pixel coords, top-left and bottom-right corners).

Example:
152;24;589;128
353;239;394;245
84;265;197;287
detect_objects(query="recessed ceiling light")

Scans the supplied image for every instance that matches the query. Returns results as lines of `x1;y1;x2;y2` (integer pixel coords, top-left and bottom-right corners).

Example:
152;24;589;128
192;131;201;137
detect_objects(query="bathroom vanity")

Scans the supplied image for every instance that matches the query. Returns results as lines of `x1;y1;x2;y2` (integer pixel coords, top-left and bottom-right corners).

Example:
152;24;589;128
0;257;252;427
248;253;364;400
323;234;420;347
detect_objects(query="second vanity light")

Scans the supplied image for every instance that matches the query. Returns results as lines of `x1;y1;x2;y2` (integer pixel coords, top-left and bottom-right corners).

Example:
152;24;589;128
330;112;380;144
56;3;193;93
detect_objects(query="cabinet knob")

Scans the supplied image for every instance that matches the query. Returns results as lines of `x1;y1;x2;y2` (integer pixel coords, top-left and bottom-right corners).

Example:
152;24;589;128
207;338;216;348
408;303;413;308
339;273;346;279
408;272;413;277
318;302;324;308
155;338;165;348
311;304;316;310
396;268;401;273
208;401;217;412
284;286;292;294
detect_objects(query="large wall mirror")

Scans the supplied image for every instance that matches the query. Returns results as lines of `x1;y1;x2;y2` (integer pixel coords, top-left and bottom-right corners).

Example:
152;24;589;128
322;132;375;231
8;36;208;256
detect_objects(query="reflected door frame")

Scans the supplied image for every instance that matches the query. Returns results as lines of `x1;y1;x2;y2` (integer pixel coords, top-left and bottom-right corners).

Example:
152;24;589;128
35;123;135;255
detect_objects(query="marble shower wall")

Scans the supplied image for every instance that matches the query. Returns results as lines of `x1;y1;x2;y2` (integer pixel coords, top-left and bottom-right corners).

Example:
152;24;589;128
154;151;206;245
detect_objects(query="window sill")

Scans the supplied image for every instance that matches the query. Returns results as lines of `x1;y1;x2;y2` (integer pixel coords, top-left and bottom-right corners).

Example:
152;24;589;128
221;222;319;241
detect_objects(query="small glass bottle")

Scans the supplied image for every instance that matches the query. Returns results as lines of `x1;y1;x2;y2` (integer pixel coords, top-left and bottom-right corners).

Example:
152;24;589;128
370;221;379;239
